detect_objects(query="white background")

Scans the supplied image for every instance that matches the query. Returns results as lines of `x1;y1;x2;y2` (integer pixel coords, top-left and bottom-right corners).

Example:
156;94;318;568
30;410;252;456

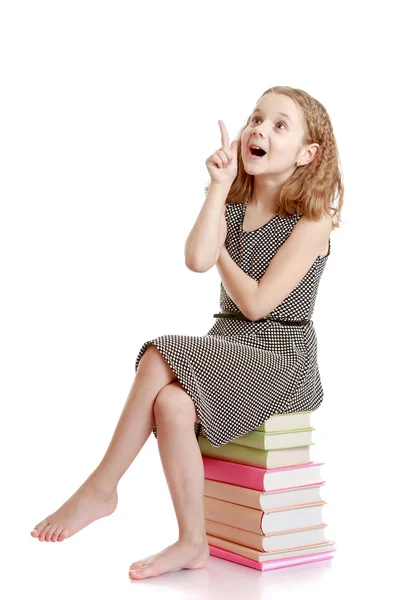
1;0;398;597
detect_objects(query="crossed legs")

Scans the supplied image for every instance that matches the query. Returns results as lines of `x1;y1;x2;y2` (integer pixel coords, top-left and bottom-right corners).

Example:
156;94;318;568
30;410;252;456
30;344;209;578
128;380;209;579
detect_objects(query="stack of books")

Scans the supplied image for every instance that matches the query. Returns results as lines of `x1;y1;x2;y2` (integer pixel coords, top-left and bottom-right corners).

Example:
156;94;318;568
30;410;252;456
198;410;336;571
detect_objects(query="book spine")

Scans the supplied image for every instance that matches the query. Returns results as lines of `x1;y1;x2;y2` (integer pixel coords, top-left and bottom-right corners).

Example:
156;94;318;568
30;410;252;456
204;496;263;534
204;479;325;510
204;478;263;510
207;533;335;561
202;456;266;490
199;436;268;469
209;544;334;571
227;428;314;450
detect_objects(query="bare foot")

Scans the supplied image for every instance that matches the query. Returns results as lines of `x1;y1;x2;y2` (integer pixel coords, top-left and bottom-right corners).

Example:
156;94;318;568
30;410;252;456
128;536;210;580
30;473;118;542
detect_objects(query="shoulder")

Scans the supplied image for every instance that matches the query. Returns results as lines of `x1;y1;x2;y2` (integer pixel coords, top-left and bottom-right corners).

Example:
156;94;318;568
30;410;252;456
287;211;332;255
296;212;332;236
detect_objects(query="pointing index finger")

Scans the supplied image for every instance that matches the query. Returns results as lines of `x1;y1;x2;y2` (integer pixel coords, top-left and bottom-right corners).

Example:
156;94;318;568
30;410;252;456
218;120;229;149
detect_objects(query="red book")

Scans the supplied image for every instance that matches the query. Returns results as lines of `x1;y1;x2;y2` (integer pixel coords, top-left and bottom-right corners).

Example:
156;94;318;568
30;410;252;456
202;456;325;491
209;543;335;571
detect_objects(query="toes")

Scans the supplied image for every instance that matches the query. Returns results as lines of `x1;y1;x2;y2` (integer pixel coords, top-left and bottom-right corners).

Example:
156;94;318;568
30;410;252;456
130;555;152;570
129;561;145;571
46;526;58;542
39;524;52;541
32;523;45;538
129;565;152;579
129;560;149;577
51;527;63;542
31;521;47;538
58;529;67;541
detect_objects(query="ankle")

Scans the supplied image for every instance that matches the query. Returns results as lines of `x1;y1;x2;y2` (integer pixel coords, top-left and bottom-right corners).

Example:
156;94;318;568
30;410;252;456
87;469;118;493
179;532;208;546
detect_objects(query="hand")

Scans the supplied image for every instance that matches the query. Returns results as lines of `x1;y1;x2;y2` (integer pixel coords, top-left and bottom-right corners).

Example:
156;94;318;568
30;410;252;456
205;120;239;185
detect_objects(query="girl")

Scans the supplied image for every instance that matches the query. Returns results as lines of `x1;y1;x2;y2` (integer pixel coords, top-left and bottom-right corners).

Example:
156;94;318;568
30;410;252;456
30;85;343;580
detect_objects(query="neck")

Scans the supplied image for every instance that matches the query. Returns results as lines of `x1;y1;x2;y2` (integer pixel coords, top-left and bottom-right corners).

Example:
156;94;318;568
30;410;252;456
251;180;281;213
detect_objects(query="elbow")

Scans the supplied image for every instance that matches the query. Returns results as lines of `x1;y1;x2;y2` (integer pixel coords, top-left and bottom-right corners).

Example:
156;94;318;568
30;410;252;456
185;249;218;273
185;256;201;272
185;256;214;273
243;307;259;321
238;300;257;321
243;295;264;322
184;242;214;272
184;248;203;272
245;305;272;322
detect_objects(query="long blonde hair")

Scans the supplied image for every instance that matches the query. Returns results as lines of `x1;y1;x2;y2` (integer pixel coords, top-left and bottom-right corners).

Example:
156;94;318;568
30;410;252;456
204;86;344;229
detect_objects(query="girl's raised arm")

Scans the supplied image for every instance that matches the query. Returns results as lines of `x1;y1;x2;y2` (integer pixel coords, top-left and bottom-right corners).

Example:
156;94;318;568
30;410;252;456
185;121;238;272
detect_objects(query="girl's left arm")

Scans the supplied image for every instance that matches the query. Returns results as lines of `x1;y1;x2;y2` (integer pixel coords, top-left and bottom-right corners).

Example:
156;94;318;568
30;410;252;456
216;214;332;321
215;246;258;319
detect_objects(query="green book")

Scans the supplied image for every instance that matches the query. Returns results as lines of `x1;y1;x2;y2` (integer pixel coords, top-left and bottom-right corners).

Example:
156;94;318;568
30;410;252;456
198;435;314;469
200;427;315;450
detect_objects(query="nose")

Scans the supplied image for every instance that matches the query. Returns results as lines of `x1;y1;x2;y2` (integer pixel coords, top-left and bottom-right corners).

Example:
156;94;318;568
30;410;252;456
252;126;266;141
252;129;266;148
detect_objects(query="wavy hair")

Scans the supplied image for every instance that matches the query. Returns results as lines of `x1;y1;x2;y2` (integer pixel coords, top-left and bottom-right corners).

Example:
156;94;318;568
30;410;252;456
204;86;344;229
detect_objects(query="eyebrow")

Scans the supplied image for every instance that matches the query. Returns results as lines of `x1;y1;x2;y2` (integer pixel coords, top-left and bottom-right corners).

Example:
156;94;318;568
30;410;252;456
252;109;293;124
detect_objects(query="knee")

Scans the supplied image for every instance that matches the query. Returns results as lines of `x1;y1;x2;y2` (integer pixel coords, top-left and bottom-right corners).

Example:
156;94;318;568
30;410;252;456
139;344;162;368
153;381;198;427
138;344;176;381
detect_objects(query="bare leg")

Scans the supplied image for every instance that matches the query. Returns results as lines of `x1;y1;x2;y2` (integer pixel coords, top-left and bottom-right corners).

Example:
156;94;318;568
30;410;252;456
129;381;209;580
30;345;177;542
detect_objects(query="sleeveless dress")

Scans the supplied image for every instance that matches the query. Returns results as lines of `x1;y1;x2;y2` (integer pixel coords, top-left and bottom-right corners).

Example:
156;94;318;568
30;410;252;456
134;199;331;447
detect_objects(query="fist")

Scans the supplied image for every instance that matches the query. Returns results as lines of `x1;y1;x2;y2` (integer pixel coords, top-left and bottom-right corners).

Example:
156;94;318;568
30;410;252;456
205;120;239;185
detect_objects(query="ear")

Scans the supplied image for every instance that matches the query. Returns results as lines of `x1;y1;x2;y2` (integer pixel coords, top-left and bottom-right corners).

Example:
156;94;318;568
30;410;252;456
299;143;320;166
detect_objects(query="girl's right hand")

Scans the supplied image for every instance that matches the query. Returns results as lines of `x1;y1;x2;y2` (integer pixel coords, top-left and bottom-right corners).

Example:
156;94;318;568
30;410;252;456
205;120;239;185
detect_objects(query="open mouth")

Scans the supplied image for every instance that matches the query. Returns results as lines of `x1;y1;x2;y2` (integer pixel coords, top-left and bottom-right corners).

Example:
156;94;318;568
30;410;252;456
248;146;267;159
249;146;266;157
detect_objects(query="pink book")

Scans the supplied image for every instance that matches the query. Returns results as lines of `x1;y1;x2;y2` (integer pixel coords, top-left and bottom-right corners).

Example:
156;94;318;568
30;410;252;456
209;544;335;571
202;456;325;492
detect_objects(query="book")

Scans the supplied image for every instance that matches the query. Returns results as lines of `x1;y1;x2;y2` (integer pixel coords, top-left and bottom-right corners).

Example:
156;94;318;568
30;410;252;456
200;408;337;572
204;496;326;534
254;410;313;433
198;435;313;469
202;457;324;491
207;427;315;450
204;478;325;510
205;518;328;552
207;533;336;562
208;543;334;571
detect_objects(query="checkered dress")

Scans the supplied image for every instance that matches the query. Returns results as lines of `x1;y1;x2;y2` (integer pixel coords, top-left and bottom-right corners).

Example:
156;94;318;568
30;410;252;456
134;200;331;447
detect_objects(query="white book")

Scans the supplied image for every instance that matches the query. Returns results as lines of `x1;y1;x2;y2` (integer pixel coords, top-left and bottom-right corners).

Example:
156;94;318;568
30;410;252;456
204;478;325;510
262;462;324;491
261;504;325;533
255;411;313;432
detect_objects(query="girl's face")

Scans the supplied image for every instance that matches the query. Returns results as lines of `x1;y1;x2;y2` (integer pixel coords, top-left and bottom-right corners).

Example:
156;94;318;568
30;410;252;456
241;93;310;179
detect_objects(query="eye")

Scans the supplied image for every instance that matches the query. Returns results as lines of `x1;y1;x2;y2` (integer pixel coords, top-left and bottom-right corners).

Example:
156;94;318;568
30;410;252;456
251;117;287;130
